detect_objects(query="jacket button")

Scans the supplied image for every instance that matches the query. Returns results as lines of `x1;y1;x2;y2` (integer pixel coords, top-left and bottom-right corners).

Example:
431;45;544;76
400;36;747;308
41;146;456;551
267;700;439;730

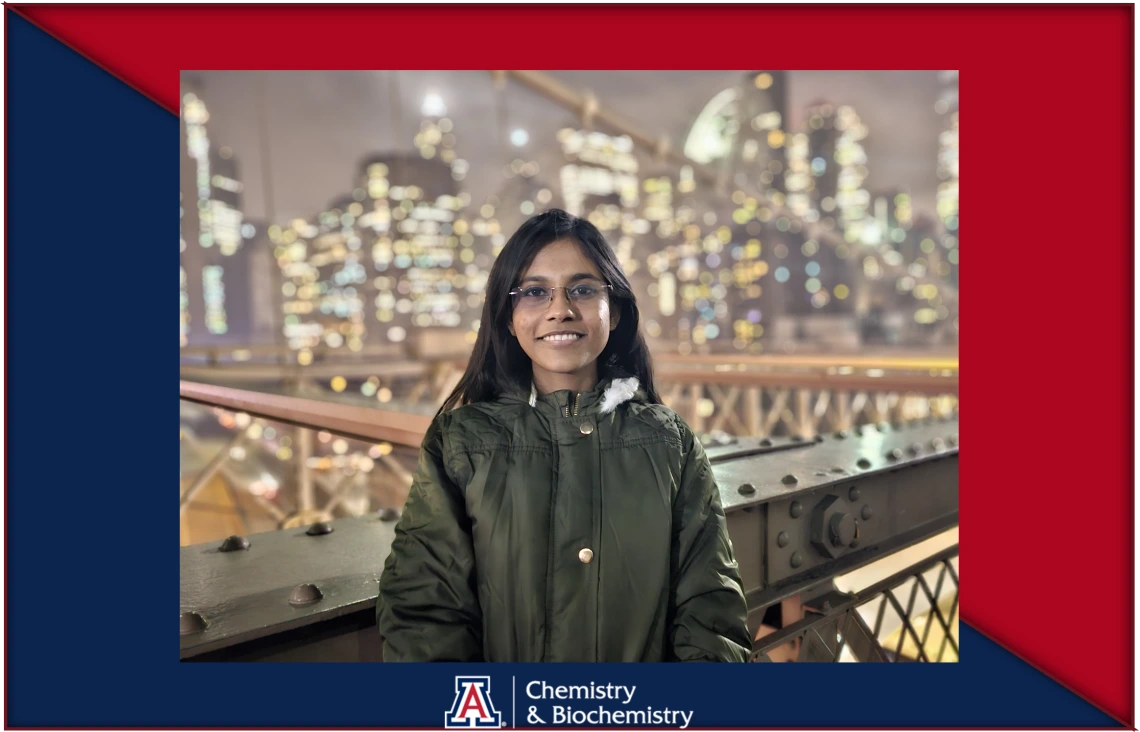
578;547;594;564
579;422;594;435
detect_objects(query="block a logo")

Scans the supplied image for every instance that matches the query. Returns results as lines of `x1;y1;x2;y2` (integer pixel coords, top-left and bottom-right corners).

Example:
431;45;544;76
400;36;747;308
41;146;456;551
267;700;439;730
445;676;503;729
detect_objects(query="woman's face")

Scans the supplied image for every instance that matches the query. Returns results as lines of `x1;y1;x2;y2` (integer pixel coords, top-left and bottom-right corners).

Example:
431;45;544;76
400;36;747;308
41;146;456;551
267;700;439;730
508;239;619;389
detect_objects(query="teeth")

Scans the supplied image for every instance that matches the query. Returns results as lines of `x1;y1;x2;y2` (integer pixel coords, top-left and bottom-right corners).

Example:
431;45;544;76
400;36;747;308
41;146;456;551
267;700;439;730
543;334;582;342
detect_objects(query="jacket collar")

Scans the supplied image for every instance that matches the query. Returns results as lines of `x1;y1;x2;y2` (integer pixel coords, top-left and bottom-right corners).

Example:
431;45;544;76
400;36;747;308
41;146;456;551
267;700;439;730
527;376;640;416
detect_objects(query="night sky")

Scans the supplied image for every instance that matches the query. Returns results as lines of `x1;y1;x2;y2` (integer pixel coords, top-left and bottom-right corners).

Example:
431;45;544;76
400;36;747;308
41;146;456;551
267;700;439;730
183;70;947;224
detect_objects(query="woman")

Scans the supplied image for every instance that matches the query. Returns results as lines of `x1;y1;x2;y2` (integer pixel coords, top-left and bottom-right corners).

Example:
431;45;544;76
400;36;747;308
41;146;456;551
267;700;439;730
376;209;751;662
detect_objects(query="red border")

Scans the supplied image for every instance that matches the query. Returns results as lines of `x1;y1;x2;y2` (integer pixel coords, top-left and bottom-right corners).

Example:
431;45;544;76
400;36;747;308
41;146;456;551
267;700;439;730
7;3;1134;726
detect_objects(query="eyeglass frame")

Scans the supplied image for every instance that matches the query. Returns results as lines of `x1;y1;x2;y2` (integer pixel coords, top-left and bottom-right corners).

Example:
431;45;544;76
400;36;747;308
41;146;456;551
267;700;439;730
507;281;614;308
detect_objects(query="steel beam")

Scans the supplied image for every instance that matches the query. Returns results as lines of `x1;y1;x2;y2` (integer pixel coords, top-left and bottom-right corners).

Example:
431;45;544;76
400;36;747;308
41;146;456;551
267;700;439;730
180;417;957;661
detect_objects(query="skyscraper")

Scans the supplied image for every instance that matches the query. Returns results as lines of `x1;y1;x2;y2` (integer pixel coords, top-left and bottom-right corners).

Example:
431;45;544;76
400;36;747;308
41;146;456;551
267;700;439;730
936;70;959;290
803;101;870;241
179;85;258;345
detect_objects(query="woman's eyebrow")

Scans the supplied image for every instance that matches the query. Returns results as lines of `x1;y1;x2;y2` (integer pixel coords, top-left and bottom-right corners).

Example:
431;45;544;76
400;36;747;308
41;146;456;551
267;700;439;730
519;273;602;284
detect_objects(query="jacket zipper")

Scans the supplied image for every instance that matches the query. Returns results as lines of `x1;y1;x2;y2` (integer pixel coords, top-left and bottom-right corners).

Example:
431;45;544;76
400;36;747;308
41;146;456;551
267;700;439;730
549;389;581;660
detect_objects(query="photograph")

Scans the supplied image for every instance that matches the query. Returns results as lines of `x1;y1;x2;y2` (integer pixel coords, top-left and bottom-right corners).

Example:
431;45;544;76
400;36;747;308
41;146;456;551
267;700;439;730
178;69;960;665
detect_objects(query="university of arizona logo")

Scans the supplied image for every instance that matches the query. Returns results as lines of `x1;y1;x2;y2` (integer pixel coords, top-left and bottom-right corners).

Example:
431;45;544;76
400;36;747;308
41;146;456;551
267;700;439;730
445;676;503;729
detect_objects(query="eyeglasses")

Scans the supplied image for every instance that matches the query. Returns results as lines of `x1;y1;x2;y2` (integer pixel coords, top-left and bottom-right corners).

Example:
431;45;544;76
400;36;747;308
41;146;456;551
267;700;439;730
509;281;612;310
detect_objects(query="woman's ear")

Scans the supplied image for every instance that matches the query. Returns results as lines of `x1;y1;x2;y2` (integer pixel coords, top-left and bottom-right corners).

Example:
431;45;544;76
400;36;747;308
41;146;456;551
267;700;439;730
508;322;515;337
610;309;621;331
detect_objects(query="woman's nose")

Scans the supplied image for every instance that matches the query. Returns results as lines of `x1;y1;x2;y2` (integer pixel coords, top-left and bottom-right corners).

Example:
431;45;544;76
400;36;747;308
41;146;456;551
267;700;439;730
546;288;577;318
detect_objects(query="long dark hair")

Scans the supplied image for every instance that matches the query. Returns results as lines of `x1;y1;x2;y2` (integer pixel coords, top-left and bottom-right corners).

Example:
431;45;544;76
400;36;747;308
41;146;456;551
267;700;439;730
438;209;660;415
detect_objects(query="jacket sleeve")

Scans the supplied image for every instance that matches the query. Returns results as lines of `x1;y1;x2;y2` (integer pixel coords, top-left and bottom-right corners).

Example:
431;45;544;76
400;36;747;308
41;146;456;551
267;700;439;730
376;415;483;661
668;419;753;662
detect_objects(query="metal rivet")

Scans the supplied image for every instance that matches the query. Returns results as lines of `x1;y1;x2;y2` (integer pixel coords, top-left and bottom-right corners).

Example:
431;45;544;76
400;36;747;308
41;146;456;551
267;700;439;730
909;442;923;456
815;471;828;477
832;467;847;474
813;434;825;443
886;448;903;461
759;438;774;447
930;437;945;451
306;521;333;536
578;547;594;564
289;583;323;606
379;507;401;522
790;500;803;518
822;600;832;611
862;505;873;520
738;482;756;495
219;534;249;552
849;487;860;501
856;458;872;470
180;611;207;636
790;552;803;568
777;531;789;548
791;435;805;442
948;434;959;446
835;430;849;439
579;422;594;436
782;474;799;486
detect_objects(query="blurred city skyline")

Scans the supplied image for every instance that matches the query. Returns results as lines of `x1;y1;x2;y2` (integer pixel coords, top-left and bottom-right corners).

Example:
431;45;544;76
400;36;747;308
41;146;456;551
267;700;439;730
183;70;949;223
179;69;958;356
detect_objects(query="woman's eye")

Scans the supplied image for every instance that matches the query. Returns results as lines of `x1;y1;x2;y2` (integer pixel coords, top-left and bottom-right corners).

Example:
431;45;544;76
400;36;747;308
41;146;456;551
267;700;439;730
522;287;548;298
571;285;597;298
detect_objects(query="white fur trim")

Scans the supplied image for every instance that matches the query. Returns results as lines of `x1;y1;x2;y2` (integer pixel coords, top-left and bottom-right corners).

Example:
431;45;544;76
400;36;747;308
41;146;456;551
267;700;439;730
598;377;639;415
529;382;537;407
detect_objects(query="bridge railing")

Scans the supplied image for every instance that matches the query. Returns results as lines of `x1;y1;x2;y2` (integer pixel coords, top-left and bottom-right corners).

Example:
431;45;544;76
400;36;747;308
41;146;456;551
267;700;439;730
179;381;429;546
179;356;957;543
752;543;959;662
180;348;958;439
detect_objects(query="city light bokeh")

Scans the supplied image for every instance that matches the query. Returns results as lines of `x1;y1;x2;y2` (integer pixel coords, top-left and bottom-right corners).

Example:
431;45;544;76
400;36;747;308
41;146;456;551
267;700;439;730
179;70;959;360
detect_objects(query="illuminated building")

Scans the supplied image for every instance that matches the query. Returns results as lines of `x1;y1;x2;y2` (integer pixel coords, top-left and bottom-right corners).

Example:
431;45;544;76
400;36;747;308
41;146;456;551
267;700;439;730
180;266;190;346
273;119;483;356
683;88;739;166
556;128;649;332
179;85;259;346
784;131;815;221
804;102;870;242
491;160;561;245
676;73;874;353
202;265;228;335
182;92;246;257
936;70;959;288
735;70;790;194
682;71;789;195
870;187;913;252
557;128;639;224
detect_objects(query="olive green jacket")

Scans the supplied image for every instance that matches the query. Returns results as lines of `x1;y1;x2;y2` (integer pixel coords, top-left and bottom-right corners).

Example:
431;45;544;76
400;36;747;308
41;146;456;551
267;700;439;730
376;375;752;662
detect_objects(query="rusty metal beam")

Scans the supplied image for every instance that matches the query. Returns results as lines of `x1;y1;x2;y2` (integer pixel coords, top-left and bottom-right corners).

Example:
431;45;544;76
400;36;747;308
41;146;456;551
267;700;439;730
654;368;957;395
179;380;432;448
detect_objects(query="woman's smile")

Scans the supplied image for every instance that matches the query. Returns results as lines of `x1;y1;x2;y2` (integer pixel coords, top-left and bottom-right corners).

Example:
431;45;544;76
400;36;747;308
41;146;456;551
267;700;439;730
538;331;586;346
